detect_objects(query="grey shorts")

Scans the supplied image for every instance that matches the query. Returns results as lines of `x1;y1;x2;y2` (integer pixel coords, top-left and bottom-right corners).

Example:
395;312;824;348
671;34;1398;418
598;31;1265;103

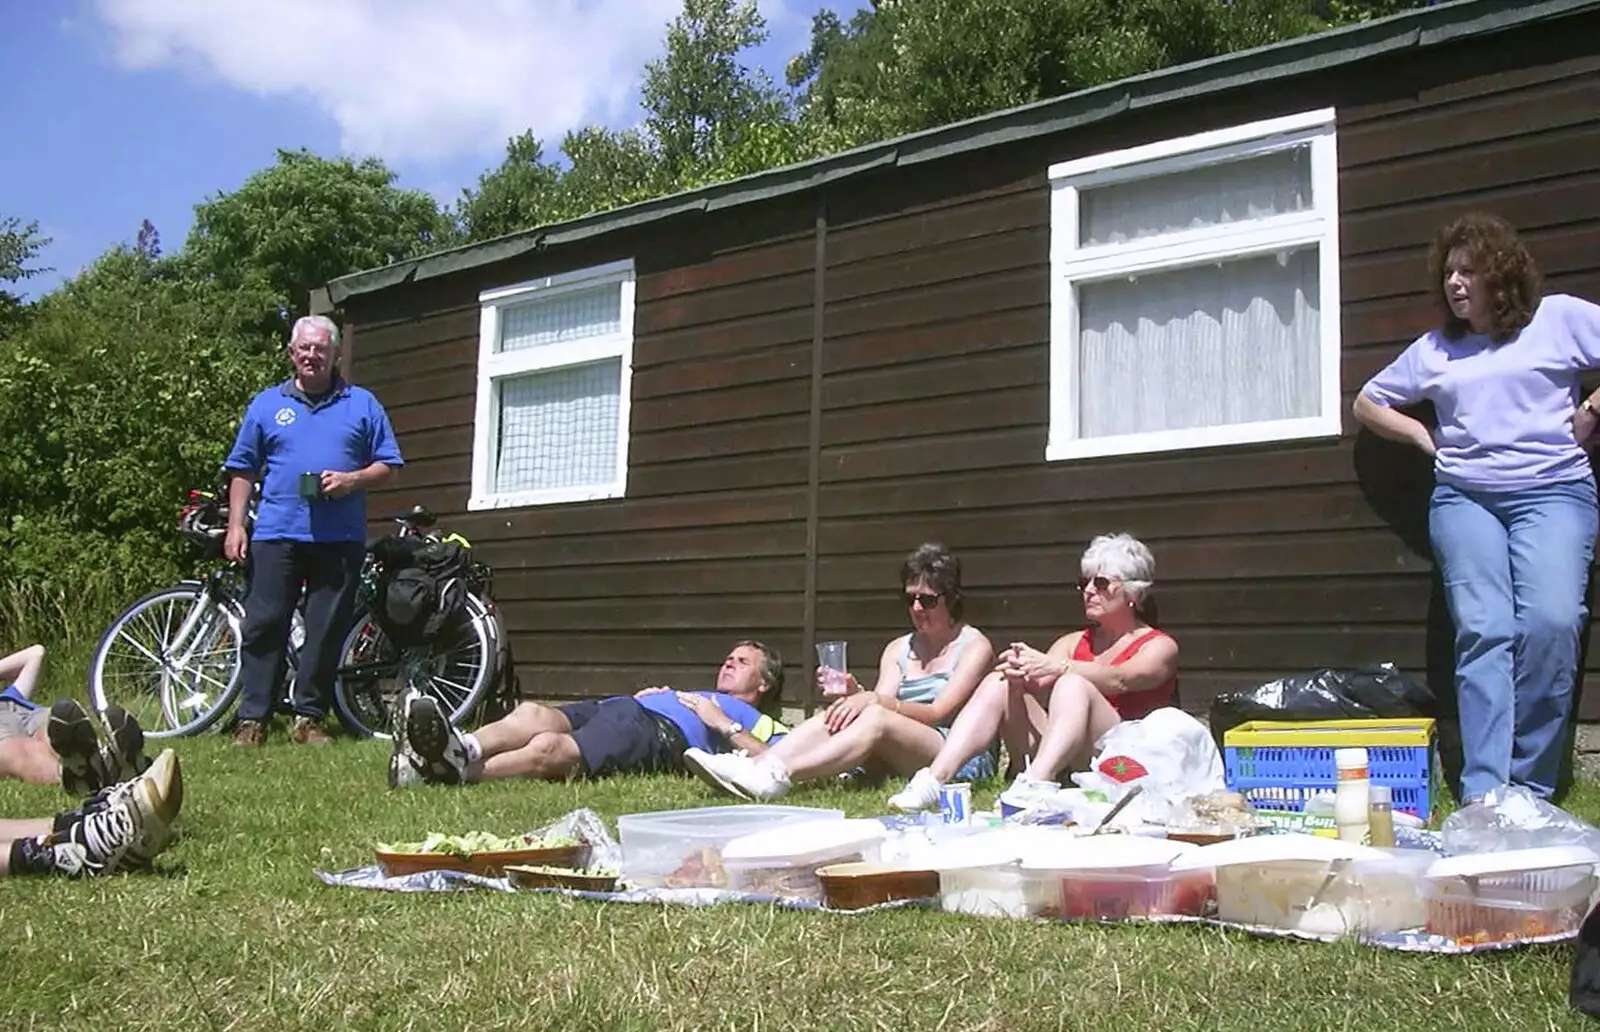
0;698;47;741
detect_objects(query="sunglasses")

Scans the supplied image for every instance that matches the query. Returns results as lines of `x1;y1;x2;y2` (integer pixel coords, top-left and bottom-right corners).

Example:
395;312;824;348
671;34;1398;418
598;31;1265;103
1077;575;1115;594
903;591;944;609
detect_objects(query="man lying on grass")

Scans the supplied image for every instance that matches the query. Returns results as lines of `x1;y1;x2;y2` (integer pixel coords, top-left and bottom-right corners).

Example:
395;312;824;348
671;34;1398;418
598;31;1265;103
389;641;788;786
0;644;150;794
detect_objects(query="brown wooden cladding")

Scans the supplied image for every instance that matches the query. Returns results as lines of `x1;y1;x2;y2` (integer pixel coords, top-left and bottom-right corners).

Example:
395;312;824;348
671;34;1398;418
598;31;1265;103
342;14;1600;718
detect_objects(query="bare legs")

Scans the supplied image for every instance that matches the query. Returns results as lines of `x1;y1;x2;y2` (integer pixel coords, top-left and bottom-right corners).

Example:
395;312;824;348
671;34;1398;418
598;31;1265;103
470;701;583;782
922;672;1008;782
1017;673;1121;783
767;707;946;782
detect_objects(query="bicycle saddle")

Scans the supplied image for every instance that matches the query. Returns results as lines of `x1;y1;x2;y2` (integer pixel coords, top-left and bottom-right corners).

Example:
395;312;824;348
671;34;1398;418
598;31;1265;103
392;504;437;529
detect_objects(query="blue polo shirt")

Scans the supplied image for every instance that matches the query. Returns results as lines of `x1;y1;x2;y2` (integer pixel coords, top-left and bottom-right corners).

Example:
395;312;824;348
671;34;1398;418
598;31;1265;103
633;691;788;753
224;377;403;543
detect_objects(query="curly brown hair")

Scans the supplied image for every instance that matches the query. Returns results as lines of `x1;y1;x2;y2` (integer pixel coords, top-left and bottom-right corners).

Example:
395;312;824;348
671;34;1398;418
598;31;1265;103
1427;212;1543;342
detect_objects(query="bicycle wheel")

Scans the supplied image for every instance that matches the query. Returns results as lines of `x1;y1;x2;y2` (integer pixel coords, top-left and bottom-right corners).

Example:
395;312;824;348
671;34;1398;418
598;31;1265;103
88;583;244;739
331;593;497;739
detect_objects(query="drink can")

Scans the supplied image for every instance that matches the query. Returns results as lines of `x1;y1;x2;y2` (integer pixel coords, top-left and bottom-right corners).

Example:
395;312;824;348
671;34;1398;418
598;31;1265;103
938;782;971;826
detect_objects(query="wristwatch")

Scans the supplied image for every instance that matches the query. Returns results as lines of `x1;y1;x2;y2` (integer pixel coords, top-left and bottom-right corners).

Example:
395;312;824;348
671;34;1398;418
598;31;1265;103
722;722;744;738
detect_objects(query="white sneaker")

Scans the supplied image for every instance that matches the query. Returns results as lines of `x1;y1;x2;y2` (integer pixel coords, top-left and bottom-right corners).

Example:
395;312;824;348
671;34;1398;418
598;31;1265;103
997;772;1060;814
887;767;943;813
682;748;790;801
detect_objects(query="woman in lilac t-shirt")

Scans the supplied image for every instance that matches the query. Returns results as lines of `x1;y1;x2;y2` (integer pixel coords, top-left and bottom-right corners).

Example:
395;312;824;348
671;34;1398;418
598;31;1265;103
1355;212;1600;803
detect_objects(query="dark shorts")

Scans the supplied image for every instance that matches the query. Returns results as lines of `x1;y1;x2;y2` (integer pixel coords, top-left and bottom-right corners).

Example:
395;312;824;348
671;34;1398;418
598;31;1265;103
558;698;688;778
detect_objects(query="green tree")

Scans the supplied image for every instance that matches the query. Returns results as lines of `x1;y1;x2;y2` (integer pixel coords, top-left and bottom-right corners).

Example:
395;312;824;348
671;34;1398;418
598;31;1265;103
458;0;810;240
0;243;280;602
455;132;565;242
640;0;790;182
185;148;450;336
791;0;1385;144
0;216;51;336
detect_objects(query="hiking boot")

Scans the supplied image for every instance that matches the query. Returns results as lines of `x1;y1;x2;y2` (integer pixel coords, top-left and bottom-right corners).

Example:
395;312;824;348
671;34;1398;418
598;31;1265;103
387;691;425;789
290;716;332;746
404;695;468;785
682;748;790;801
100;704;148;782
49;699;111;796
232;719;267;747
887;767;944;813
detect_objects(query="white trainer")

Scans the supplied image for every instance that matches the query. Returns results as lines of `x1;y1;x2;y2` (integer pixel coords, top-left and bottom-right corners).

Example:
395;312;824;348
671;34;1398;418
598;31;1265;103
887;767;943;813
683;748;790;801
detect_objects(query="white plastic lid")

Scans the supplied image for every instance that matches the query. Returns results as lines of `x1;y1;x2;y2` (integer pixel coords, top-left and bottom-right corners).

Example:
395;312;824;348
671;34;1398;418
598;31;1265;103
1425;845;1600;880
1369;784;1392;804
1019;834;1194;872
1333;747;1369;769
1168;833;1388;872
923;830;1029;871
721;818;886;864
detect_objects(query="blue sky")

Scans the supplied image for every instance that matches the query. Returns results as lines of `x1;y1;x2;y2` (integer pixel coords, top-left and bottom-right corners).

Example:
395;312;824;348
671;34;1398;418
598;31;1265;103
1;0;862;297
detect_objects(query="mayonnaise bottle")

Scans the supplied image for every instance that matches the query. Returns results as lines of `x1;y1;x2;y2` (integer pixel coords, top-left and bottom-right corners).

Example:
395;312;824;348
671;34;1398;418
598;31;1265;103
1333;747;1371;844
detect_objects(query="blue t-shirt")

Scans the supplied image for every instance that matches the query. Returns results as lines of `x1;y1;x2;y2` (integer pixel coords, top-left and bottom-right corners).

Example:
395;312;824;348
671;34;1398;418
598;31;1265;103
224;378;404;542
633;691;787;754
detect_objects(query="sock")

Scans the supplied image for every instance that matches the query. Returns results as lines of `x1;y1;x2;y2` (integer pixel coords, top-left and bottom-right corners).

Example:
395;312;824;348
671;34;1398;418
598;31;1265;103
9;835;58;876
460;732;483;764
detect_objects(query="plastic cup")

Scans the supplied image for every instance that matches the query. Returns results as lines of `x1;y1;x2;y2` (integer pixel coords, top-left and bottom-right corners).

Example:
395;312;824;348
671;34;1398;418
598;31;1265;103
939;783;972;826
816;640;849;696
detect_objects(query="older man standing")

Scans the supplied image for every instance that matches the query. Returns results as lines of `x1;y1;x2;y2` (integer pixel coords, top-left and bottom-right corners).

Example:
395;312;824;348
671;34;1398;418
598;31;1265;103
223;315;403;746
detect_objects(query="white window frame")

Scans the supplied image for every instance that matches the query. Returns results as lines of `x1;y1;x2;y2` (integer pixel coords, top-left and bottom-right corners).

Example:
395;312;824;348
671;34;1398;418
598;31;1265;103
1046;107;1342;462
468;258;635;510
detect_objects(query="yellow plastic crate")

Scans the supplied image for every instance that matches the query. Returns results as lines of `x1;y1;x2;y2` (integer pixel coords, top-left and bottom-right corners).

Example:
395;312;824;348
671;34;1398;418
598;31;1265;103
1223;718;1436;748
1223;717;1437;820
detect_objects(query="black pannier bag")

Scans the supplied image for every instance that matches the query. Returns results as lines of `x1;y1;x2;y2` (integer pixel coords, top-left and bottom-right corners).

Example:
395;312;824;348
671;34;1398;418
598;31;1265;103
370;536;472;648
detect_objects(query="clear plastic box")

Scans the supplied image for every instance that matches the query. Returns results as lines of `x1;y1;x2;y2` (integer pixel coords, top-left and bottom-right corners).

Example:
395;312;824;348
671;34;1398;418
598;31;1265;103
1424;861;1596;944
1212;849;1436;937
938;864;1030;918
618;805;843;888
722;820;886;901
1027;865;1215;921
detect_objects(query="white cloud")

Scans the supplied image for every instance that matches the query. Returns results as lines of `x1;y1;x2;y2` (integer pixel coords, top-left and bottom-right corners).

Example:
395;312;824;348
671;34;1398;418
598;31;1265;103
92;0;702;164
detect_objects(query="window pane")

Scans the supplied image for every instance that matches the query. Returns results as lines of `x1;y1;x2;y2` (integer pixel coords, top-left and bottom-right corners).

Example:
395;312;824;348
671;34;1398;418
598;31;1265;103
1079;146;1312;247
1076;248;1320;438
495;359;621;494
499;283;621;354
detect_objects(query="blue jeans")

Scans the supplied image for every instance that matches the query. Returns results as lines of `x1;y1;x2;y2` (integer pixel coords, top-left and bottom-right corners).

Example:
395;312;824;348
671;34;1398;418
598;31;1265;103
1430;478;1597;800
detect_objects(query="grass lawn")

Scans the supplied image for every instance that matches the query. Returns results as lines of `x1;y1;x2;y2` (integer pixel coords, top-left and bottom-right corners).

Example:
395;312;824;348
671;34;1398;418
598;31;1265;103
0;727;1593;1031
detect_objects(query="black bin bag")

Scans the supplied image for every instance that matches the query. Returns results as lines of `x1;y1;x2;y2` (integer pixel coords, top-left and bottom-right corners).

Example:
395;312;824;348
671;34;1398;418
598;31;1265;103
1207;663;1435;750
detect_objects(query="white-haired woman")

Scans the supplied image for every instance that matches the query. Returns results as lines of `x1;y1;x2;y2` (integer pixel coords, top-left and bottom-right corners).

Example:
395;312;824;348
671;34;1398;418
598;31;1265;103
888;532;1178;811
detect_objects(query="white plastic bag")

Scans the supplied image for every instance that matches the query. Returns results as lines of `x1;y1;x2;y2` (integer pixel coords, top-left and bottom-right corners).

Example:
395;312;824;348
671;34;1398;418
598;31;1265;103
1068;707;1227;826
1441;785;1600;857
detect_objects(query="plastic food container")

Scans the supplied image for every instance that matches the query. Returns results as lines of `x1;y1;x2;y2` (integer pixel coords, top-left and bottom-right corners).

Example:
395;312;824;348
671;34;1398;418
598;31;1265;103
816;862;941;911
1171;835;1435;937
722;818;887;901
618;805;844;888
1423;845;1599;945
929;832;1031;918
1020;836;1206;920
